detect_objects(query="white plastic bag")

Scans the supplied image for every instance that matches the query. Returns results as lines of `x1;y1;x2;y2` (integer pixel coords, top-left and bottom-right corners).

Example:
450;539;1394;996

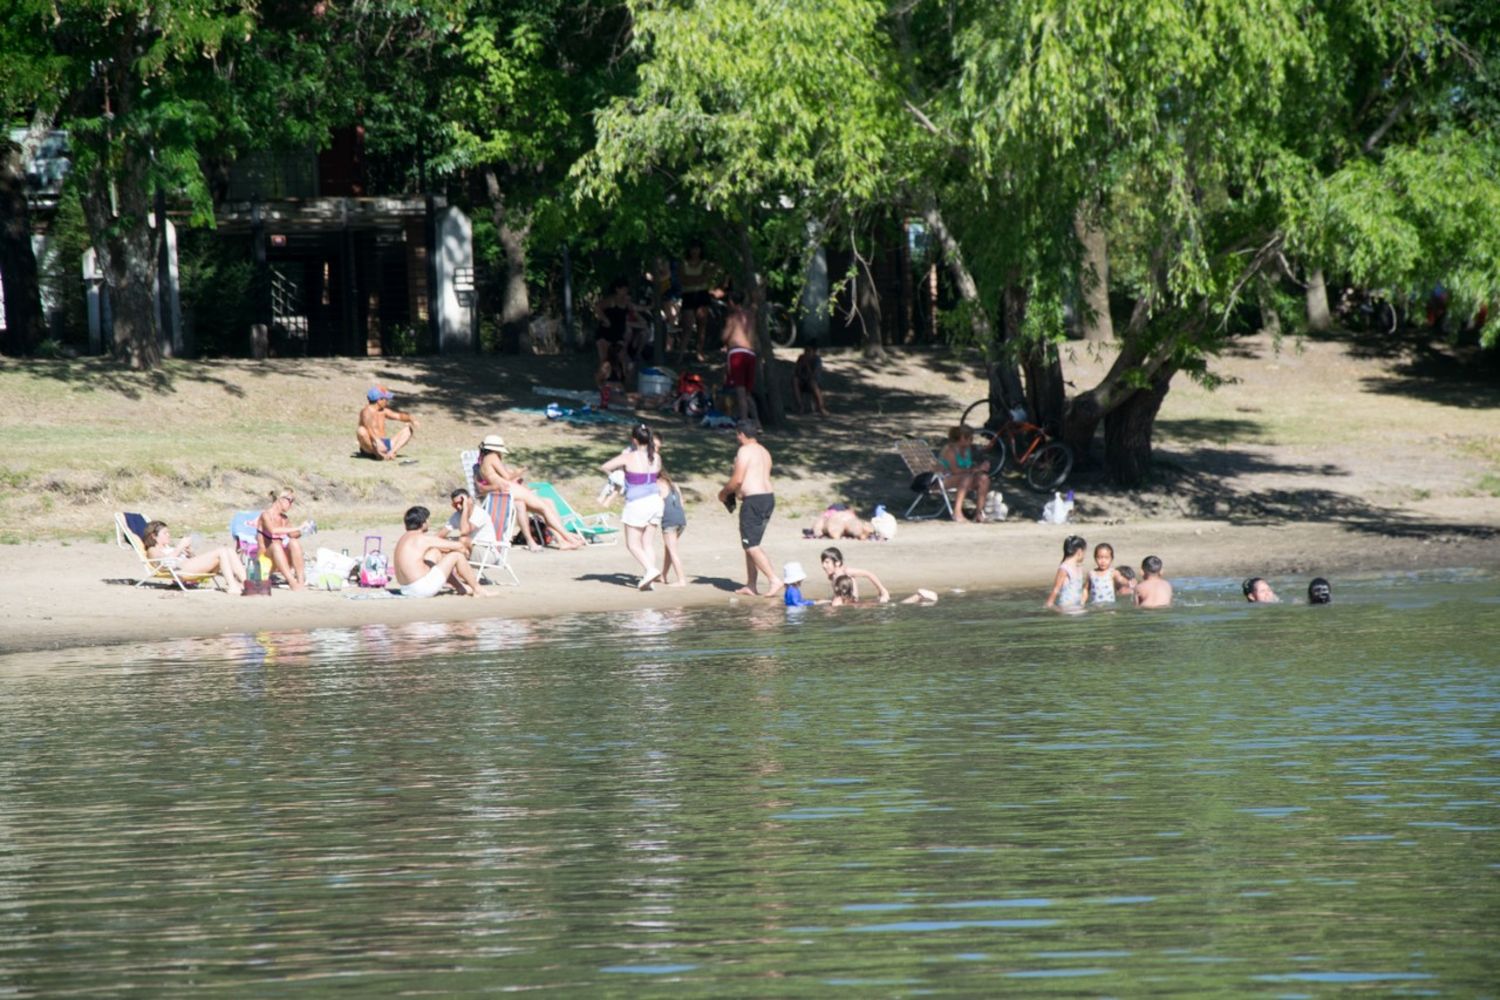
314;547;359;579
1039;491;1074;524
871;506;898;541
984;493;1008;522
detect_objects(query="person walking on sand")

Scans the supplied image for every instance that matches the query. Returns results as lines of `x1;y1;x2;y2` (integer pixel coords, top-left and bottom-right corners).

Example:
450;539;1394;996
721;291;759;423
1135;555;1173;608
601;423;666;590
719;420;781;597
655;434;689;587
357;385;418;461
392;505;488;598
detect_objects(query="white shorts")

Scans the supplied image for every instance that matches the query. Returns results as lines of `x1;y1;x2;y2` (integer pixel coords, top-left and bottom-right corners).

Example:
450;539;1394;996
399;564;446;598
621;493;664;528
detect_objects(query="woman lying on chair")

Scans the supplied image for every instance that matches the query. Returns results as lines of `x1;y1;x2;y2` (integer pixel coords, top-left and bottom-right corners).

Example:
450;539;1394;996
143;520;248;595
475;435;584;551
257;487;312;589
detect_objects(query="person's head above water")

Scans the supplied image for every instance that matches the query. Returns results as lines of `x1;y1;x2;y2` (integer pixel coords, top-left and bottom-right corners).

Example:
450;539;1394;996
1308;577;1332;604
1141;555;1163;577
832;574;856;599
1062;535;1087;560
820;546;845;574
1242;577;1278;603
1094;542;1114;568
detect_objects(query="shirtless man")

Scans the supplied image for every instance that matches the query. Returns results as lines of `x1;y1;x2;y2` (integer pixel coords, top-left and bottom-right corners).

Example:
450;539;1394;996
1134;555;1174;608
357;385;418;460
721;291;759;423
718;420;781;597
392;505;488;598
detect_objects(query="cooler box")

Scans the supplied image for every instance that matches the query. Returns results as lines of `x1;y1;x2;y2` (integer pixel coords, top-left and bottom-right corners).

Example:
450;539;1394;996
638;368;673;397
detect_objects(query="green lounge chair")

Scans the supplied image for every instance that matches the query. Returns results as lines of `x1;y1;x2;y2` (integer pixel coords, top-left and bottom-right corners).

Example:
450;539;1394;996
528;481;620;545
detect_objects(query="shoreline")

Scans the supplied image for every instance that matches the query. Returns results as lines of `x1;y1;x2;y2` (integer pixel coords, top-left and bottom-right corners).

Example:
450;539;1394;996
3;512;1496;659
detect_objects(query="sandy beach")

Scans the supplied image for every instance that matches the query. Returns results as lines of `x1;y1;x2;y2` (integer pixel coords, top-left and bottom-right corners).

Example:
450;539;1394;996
2;329;1497;655
2;510;1497;656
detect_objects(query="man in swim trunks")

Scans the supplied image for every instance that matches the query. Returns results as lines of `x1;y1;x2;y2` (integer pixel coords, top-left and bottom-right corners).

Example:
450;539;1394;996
721;291;759;423
357;385;419;460
392;505;489;598
718;420;782;598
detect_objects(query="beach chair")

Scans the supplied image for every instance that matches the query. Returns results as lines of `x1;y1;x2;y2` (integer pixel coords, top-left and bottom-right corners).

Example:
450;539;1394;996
528;481;620;545
893;439;957;520
460;449;520;585
114;511;225;591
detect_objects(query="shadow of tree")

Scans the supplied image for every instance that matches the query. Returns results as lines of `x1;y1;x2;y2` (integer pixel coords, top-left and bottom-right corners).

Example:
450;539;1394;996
5;356;350;400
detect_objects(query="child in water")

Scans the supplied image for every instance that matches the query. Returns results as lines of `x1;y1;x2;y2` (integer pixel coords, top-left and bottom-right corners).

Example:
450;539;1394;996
1134;555;1173;608
820;546;890;602
830;574;937;606
1116;565;1137;599
783;561;820;607
1044;535;1088;609
1086;542;1132;605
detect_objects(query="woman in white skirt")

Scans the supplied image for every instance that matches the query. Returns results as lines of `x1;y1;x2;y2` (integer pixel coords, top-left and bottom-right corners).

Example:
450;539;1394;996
601;423;664;589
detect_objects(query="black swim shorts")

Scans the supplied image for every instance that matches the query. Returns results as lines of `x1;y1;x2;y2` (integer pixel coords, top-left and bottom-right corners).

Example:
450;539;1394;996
739;493;775;549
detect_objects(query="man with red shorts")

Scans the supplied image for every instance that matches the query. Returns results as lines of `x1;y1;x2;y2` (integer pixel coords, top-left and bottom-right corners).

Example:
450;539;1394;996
722;291;759;422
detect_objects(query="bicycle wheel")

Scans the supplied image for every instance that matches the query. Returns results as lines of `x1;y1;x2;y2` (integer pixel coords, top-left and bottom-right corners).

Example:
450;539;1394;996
1025;442;1074;491
973;429;1007;481
960;397;1005;430
767;304;797;348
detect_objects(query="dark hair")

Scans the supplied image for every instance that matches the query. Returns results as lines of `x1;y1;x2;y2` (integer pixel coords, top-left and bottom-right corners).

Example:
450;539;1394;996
404;506;430;531
1062;535;1087;558
1094;542;1114;558
735;419;760;438
143;520;167;549
1118;565;1137;581
1242;576;1265;600
631;422;655;463
610;276;630;293
687;239;703;255
833;574;855;599
947;425;966;443
728;289;747;306
1141;555;1163;575
1308;577;1332;604
450;487;470;501
820;546;845;567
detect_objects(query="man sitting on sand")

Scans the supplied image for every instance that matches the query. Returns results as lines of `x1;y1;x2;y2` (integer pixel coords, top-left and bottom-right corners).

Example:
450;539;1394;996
357;385;419;461
392;505;488;598
1134;555;1173;608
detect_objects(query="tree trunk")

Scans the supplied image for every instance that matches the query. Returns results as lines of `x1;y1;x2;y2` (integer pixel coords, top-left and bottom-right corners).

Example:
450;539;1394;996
1103;364;1177;486
1074;206;1114;342
80;166;161;370
734;220;786;427
1258;276;1282;337
484;169;531;353
854;254;884;359
1305;267;1331;332
922;204;1024;417
0;138;46;355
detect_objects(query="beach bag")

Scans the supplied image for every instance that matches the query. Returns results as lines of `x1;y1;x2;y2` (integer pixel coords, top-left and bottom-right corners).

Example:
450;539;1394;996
871;507;898;541
358;536;389;588
314;547;358;591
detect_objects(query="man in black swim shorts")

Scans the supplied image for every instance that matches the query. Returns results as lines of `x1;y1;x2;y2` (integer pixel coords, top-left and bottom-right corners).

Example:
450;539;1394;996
719;420;782;597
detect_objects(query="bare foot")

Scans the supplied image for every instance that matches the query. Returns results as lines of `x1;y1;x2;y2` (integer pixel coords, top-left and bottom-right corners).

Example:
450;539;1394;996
638;568;661;590
665;580;688;588
763;579;784;597
525;543;543;553
733;585;760;596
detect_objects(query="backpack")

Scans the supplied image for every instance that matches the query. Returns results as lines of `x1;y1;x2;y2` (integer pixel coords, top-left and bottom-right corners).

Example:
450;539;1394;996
358;536;389;588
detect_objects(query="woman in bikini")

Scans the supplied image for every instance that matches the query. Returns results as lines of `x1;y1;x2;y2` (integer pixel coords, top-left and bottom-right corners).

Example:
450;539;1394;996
474;434;584;552
143;520;248;594
256;487;311;589
939;425;991;523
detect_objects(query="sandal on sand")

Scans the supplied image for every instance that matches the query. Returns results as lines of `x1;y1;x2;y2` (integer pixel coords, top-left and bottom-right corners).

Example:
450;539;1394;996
638;568;661;591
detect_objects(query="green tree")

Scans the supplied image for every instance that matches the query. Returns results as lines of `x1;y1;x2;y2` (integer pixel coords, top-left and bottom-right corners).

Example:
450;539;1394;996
950;0;1500;483
3;0;256;369
578;0;910;418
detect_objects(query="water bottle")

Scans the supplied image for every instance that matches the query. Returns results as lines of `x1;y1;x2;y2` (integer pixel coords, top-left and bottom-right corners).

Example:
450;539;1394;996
246;545;261;582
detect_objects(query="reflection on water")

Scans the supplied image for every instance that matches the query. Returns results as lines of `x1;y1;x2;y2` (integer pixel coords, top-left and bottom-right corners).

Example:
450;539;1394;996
0;572;1497;995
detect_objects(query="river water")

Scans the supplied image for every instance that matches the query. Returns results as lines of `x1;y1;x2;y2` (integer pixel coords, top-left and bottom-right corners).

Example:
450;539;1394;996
1;572;1497;996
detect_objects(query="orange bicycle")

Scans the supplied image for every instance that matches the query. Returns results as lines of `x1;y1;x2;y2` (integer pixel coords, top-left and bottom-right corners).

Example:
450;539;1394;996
960;398;1074;491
